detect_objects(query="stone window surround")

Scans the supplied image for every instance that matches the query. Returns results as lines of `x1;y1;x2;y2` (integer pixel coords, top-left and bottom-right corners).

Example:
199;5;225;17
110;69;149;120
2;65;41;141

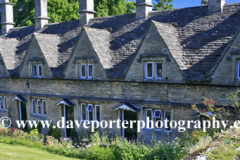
30;64;42;78
0;96;7;111
74;57;96;80
145;109;172;132
81;103;100;122
144;61;164;81
32;98;46;116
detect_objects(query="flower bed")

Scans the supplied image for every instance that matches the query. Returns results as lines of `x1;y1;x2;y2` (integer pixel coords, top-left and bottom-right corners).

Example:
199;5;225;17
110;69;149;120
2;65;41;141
0;127;188;160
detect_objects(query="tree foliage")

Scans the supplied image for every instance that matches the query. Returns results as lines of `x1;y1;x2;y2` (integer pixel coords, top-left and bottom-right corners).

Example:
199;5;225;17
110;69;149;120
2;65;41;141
154;0;174;10
1;0;135;27
202;0;208;6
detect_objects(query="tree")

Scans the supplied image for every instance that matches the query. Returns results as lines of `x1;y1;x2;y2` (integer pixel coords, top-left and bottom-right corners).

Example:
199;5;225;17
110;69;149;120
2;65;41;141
94;0;135;17
202;0;208;6
0;0;135;27
154;0;174;10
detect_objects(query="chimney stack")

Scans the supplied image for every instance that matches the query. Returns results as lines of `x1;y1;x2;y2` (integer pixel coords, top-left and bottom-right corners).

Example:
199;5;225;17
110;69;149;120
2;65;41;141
34;0;50;30
208;0;225;14
78;0;95;25
136;0;153;19
1;0;15;34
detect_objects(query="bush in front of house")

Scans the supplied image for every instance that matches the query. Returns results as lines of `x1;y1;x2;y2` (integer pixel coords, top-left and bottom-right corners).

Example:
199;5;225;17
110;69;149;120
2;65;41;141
0;126;189;160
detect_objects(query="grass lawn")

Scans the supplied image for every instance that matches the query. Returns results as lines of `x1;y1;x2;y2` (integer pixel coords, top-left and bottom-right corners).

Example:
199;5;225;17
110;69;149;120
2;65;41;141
0;143;81;160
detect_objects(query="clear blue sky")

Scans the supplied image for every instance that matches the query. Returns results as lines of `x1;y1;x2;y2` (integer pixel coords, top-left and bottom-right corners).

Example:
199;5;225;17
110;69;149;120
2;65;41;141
128;0;240;8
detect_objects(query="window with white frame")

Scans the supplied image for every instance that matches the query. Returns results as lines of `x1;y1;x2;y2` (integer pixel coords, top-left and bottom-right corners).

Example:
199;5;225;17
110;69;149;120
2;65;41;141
31;64;42;78
87;104;93;121
32;99;36;115
145;109;153;129
37;100;42;115
238;60;240;79
32;99;46;116
0;96;7;111
95;105;100;122
81;103;86;121
42;100;46;116
164;111;171;132
145;62;163;80
154;110;162;130
79;63;93;79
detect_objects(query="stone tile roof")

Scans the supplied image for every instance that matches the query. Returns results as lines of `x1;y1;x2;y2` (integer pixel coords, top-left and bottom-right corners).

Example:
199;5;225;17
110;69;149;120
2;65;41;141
34;33;62;74
84;27;112;70
0;3;240;80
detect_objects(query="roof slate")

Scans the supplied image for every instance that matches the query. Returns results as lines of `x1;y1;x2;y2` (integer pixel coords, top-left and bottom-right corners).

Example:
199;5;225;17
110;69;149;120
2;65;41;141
1;3;240;79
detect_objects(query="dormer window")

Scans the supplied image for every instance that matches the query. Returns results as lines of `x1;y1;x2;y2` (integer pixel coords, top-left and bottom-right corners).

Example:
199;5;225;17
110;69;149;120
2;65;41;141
79;63;93;79
145;62;163;80
31;64;42;78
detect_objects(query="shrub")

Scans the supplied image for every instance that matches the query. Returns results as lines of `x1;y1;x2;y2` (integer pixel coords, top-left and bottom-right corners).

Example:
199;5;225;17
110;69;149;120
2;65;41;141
52;126;60;140
47;123;54;136
205;144;238;160
37;122;43;134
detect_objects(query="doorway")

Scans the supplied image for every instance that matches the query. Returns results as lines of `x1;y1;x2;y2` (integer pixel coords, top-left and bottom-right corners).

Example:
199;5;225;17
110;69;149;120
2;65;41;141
19;101;28;129
122;110;138;141
62;105;74;137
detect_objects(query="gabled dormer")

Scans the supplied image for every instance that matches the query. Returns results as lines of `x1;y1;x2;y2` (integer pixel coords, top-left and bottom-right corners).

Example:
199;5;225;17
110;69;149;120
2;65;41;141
125;21;184;82
18;33;60;78
208;29;240;85
63;27;110;80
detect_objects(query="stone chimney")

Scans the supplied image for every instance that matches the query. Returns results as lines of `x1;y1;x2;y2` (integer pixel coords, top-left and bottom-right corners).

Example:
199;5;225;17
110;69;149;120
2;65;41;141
78;0;95;25
208;0;225;14
1;0;15;34
34;0;50;30
136;0;153;19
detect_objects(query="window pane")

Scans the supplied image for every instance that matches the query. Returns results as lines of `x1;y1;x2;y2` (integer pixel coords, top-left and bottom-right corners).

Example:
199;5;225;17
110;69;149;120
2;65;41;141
88;64;93;77
38;65;42;77
146;110;152;128
32;65;37;76
89;111;93;121
0;66;2;76
156;63;162;78
154;110;161;118
96;106;100;121
147;63;153;78
81;65;86;77
43;101;46;115
37;100;41;114
87;105;93;111
32;100;36;114
155;117;162;130
165;111;171;131
82;104;86;120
